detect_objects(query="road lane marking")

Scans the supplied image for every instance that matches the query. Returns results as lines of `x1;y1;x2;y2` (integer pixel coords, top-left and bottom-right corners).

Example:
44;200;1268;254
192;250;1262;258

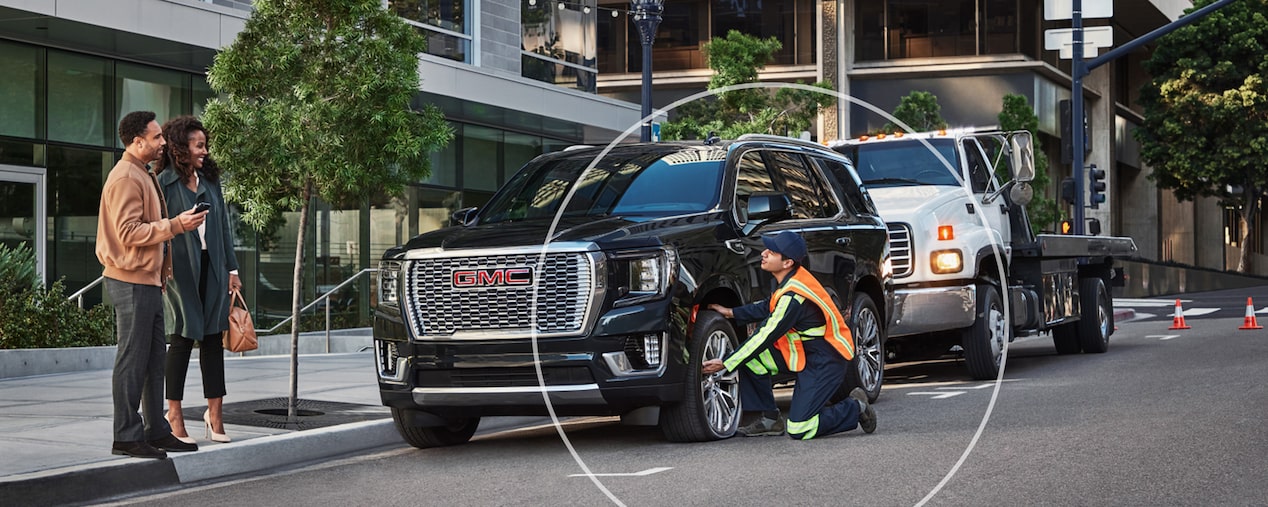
1115;298;1189;307
909;391;966;399
1146;335;1180;341
569;467;673;478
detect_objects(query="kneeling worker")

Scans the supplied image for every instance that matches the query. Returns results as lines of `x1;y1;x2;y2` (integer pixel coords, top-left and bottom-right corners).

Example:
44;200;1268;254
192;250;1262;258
701;230;877;439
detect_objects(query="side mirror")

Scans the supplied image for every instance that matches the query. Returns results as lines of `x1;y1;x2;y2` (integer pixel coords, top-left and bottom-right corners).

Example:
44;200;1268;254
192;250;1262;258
746;192;792;221
1009;181;1034;206
1009;132;1035;183
450;207;478;227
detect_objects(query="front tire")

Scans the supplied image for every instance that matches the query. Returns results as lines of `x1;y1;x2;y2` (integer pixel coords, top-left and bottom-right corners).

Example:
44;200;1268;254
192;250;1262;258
660;310;741;442
842;292;884;403
391;408;479;449
1077;277;1112;353
963;283;1008;380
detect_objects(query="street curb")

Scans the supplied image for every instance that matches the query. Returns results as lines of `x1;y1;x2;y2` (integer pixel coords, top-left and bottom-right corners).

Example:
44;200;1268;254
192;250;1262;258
0;419;397;506
1114;308;1136;322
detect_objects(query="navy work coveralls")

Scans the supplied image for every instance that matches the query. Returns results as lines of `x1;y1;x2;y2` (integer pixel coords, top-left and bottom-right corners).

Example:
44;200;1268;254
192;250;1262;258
721;266;862;440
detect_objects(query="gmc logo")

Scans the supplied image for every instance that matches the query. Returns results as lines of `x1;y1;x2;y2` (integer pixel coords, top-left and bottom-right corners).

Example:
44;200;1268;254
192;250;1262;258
452;267;533;288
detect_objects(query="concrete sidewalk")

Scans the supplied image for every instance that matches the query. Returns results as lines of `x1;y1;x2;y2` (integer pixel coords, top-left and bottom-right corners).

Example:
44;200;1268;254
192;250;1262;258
0;352;403;506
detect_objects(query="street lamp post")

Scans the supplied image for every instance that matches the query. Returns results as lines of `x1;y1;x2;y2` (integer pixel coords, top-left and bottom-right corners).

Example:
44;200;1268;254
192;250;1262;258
631;0;664;142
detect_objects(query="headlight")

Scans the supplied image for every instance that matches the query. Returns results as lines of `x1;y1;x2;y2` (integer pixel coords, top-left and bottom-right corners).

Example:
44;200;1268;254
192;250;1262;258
378;260;402;308
930;249;963;274
612;247;676;307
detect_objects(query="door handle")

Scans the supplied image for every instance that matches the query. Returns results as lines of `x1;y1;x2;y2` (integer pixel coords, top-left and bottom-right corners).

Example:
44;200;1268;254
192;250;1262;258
835;237;852;247
724;239;747;255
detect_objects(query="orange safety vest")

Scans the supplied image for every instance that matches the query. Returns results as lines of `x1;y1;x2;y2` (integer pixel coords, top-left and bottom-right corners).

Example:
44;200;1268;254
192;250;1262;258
769;267;855;371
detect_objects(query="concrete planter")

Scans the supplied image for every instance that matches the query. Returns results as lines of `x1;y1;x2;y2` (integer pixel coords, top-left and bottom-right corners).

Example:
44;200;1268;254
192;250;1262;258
0;346;118;379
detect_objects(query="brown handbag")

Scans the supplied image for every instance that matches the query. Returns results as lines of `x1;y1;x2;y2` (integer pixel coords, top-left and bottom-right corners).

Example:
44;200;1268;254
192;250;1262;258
223;289;258;353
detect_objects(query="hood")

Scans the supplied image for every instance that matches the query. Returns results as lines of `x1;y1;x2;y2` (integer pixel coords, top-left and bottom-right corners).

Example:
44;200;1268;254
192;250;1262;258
867;185;972;223
394;212;723;255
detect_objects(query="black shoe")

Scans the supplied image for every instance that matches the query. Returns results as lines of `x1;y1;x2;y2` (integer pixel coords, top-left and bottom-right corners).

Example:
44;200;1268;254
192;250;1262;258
112;441;168;459
148;433;199;452
849;387;877;434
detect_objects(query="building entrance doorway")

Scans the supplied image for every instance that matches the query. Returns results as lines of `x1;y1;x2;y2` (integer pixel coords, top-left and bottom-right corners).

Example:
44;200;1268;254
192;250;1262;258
0;165;48;283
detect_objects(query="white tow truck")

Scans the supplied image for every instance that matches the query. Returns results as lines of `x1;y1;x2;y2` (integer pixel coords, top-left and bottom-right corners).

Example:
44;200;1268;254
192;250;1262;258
829;129;1137;379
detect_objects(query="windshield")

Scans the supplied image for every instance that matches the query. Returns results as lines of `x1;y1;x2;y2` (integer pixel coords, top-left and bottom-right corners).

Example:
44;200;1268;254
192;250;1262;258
477;147;726;224
844;139;961;187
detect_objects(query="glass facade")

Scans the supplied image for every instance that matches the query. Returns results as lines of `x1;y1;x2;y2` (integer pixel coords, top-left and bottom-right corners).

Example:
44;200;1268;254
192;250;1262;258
596;0;816;74
2;29;578;327
855;0;1028;62
521;0;599;92
389;0;472;63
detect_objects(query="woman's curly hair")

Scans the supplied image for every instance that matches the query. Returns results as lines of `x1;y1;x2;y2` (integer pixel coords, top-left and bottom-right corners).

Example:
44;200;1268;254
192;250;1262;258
160;115;221;184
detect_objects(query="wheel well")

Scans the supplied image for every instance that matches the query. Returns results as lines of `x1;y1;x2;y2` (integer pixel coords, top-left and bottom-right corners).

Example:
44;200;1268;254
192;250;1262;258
977;254;1007;287
854;275;887;333
697;288;742;316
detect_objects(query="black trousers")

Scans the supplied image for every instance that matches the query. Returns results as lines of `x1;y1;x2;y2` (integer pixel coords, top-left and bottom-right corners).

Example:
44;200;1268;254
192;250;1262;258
165;250;227;400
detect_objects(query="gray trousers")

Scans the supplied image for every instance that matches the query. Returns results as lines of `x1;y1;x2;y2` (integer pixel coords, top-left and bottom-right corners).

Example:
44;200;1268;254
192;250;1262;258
107;278;172;442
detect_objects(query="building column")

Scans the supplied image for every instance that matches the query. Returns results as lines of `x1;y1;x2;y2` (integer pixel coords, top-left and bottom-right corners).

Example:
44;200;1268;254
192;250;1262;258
820;0;841;142
1084;62;1114;235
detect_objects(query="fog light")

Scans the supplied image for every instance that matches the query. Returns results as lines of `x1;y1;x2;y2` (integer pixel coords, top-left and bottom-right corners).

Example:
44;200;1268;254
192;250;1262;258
643;333;662;367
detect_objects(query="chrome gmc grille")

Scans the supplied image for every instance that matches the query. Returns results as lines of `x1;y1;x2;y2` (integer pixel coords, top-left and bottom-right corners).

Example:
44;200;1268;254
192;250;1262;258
405;253;594;338
888;223;913;277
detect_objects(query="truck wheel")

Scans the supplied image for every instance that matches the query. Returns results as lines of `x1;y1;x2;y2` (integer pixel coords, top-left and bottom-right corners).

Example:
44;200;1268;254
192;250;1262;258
391;408;479;449
1077;277;1112;353
660;310;740;442
1051;323;1081;354
841;292;884;403
963;283;1008;380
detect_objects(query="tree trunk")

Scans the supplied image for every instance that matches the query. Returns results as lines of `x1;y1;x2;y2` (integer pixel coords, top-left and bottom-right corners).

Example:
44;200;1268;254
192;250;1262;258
288;180;313;422
1237;187;1261;273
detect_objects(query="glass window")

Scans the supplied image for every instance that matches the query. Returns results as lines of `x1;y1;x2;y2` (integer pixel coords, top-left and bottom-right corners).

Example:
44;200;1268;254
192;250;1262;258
962;139;992;193
522;0;598;91
423;124;459;187
193;76;216;118
711;0;813;66
0;41;43;139
767;151;836;219
48;51;110;147
46;146;110;299
856;0;1024;61
855;1;885;61
814;157;868;216
390;0;472;63
116;63;188;144
462;125;501;192
982;0;1018;55
504;132;543;175
734;150;777;223
0;139;43;168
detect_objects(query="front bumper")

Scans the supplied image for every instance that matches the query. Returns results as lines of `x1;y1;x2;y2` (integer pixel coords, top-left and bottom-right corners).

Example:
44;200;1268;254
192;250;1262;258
888;284;976;337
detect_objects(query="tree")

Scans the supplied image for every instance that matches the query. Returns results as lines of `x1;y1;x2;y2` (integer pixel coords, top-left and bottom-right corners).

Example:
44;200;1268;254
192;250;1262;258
998;94;1061;234
1135;0;1268;272
881;91;949;133
661;30;834;140
204;0;452;421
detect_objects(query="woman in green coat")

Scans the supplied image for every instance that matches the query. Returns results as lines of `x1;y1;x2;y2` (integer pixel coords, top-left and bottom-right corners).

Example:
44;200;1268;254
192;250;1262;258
158;116;241;444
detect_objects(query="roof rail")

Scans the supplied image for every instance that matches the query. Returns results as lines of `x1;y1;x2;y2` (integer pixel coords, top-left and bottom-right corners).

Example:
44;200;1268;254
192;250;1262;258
735;133;829;152
563;144;596;151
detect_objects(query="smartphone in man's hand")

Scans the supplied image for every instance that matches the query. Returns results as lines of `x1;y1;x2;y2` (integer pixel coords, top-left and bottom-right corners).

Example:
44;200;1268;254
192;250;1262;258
193;201;211;213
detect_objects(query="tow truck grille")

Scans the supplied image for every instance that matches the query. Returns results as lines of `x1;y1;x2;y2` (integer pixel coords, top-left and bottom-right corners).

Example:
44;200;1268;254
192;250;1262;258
888;223;913;277
405;253;593;337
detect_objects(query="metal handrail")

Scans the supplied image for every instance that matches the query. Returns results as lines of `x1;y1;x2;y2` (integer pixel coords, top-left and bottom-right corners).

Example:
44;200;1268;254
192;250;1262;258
68;269;379;353
259;267;378;353
68;276;104;309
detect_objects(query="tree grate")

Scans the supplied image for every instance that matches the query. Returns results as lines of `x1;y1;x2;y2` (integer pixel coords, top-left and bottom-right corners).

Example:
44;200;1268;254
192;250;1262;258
181;397;390;431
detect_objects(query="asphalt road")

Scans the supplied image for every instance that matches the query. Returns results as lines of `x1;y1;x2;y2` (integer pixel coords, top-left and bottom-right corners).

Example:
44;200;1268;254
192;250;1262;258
115;291;1268;506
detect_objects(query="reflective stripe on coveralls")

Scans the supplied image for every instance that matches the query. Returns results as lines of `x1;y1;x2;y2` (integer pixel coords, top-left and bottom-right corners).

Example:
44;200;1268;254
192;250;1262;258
727;294;800;372
770;269;855;371
786;414;819;440
744;349;780;375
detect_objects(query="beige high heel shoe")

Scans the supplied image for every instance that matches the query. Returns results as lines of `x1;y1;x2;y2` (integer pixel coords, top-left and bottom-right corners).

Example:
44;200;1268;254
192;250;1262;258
204;409;231;443
166;411;197;444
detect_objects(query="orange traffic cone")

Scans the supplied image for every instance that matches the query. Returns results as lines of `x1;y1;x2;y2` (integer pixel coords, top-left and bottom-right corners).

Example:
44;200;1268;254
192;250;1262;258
1239;297;1262;330
1169;299;1191;330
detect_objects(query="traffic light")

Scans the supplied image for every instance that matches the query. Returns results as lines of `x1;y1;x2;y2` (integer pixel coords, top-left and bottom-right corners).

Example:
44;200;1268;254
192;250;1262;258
1060;177;1076;205
1060;219;1074;234
1089;164;1106;209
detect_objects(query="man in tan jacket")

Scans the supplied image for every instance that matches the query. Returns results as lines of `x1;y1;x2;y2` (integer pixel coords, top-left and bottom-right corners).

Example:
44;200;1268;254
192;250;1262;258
97;111;207;459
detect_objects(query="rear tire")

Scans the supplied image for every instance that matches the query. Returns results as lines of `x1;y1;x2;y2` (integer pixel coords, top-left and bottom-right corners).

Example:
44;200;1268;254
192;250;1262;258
841;292;884;403
1077;277;1112;353
963;283;1008;380
660;310;741;442
1052;323;1081;354
392;408;479;449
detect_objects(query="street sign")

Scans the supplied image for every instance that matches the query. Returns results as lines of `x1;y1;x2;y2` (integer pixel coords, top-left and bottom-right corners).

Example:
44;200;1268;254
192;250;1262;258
1044;26;1114;50
1045;0;1113;20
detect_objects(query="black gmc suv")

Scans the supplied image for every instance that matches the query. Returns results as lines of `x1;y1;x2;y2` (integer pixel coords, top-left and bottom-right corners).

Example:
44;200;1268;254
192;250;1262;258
373;135;892;447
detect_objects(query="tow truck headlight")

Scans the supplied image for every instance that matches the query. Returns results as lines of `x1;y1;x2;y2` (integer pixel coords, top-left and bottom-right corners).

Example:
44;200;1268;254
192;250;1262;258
613;247;676;307
378;260;402;309
931;249;963;274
